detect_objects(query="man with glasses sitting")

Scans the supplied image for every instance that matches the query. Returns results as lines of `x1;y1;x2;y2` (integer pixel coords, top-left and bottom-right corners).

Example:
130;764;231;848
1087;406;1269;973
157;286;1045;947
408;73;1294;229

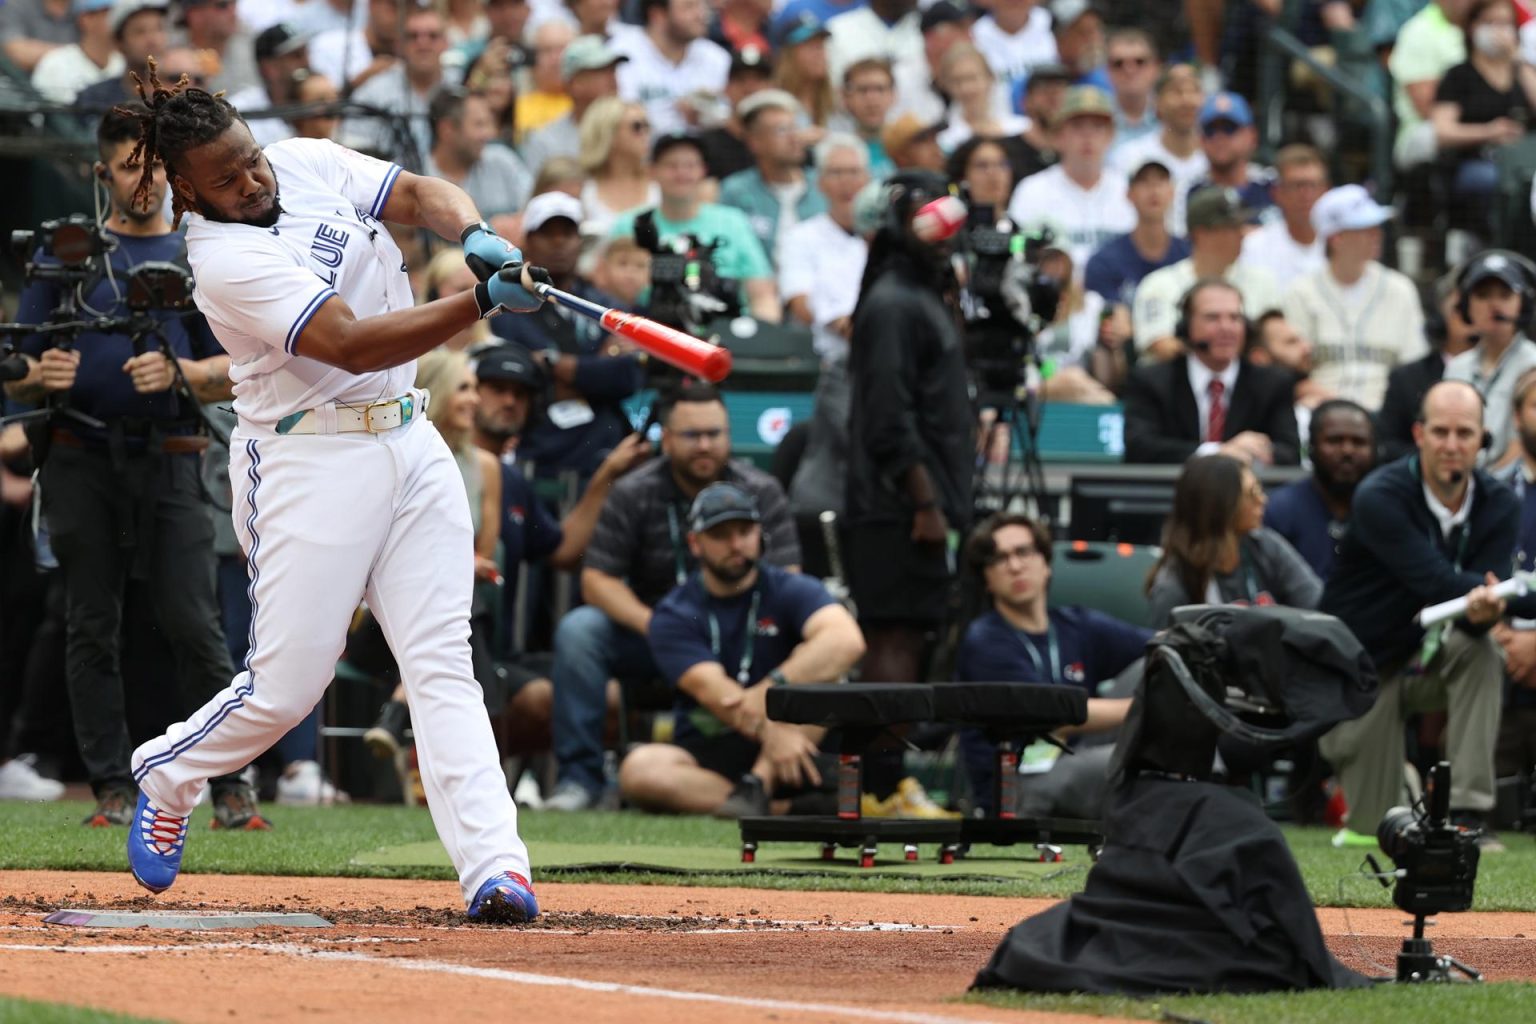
543;384;802;811
955;513;1151;817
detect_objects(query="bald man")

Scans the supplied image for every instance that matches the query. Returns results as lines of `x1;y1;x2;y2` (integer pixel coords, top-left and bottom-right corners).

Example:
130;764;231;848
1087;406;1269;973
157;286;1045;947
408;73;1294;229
1319;380;1531;851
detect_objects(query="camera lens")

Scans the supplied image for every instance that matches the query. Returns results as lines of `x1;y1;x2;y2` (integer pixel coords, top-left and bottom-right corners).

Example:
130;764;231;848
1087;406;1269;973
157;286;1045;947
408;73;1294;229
1377;805;1419;859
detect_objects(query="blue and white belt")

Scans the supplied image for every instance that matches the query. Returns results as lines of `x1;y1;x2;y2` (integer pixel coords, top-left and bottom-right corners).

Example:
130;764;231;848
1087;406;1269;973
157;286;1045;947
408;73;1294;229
275;389;429;435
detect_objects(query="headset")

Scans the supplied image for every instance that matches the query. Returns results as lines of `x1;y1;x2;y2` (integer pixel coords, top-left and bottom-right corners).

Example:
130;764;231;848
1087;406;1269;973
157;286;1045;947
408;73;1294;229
1174;278;1250;352
1455;248;1536;327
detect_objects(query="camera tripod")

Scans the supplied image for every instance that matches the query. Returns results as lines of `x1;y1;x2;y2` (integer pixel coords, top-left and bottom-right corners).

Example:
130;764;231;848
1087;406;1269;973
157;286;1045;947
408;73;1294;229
974;332;1052;524
1395;913;1482;983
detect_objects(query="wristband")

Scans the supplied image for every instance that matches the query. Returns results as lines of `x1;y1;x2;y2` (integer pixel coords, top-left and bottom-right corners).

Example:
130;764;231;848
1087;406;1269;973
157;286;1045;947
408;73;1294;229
768;668;789;687
473;280;496;319
459;221;493;244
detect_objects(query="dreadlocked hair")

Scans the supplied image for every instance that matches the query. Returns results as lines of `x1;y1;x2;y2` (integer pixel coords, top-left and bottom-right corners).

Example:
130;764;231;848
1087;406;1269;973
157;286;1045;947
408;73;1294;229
114;56;239;228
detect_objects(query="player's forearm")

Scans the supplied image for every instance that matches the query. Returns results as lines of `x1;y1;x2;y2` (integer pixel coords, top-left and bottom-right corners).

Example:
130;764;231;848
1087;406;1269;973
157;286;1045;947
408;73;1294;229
580;568;651;635
178;355;234;402
389;172;484;244
315;292;482;373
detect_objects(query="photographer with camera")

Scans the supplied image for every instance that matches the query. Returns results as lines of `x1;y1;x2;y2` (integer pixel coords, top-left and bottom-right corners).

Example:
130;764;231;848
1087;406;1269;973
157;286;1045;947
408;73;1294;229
3;104;259;829
1320;379;1527;851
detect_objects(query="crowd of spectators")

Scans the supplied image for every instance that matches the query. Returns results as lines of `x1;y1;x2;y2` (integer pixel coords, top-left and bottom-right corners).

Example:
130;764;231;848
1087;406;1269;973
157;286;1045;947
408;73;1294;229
1;0;1536;846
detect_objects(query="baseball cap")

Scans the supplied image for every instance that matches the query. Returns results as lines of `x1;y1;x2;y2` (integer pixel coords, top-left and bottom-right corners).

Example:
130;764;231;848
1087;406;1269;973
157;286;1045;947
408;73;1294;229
881;112;946;154
1199;91;1254;131
74;0;114;15
561;34;626;80
651;130;706;163
920;0;966;32
1127;155;1172;182
522;191;585;235
1051;85;1115;127
1309;184;1393;240
1186;185;1257;231
737;88;803;124
688;482;761;534
1050;0;1102;29
772;10;831;49
1460;249;1535;299
470;345;544;390
729;44;774;79
254;22;311;62
110;0;166;35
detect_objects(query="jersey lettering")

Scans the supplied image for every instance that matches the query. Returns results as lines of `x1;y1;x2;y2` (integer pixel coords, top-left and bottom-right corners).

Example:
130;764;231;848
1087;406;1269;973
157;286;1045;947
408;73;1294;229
311;223;350;268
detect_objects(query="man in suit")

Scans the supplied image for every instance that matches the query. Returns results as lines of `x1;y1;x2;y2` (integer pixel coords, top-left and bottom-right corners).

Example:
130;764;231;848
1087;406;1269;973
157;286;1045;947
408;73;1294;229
1122;278;1301;465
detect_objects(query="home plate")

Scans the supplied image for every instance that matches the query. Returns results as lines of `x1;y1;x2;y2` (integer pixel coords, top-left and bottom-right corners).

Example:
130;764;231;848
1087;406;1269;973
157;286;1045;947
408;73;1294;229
43;910;332;930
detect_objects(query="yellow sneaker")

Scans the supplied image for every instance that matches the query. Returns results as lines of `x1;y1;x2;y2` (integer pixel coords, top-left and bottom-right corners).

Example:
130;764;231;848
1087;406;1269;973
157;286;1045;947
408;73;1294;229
860;791;897;817
890;777;961;819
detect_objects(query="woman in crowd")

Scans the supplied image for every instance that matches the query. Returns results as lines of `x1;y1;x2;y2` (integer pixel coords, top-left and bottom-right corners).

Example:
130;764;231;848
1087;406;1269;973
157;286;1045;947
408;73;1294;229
465;39;520;146
947;135;1014;211
1145;455;1322;628
578;97;660;235
1431;0;1536;240
420;249;494;352
774;15;835;139
935;44;1028;154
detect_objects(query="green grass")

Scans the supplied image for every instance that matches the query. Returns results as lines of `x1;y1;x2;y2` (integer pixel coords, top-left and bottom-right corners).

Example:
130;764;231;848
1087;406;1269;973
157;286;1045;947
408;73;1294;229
3;800;1534;907
0;997;167;1024
967;983;1536;1024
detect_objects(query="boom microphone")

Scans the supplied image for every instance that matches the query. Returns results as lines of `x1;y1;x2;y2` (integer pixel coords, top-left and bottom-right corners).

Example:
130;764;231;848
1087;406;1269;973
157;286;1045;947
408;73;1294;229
531;282;732;382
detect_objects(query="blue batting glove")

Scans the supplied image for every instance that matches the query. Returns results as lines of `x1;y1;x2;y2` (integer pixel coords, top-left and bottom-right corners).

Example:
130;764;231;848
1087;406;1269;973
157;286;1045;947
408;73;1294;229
461;220;520;282
480;262;550;315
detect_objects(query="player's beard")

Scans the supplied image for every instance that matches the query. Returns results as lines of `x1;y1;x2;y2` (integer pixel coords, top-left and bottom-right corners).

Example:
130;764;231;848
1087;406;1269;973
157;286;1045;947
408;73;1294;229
194;167;284;228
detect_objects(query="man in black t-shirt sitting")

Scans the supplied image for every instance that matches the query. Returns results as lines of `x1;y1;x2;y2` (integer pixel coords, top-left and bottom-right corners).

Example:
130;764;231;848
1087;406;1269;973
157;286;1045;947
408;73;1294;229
621;483;864;817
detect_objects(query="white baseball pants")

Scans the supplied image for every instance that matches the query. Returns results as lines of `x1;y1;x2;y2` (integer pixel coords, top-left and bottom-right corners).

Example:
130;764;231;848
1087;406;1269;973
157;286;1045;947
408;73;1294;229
132;416;529;903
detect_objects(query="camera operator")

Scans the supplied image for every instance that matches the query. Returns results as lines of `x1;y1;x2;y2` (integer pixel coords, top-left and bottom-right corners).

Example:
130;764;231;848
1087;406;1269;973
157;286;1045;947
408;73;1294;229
2;104;260;829
846;169;973;814
1320;380;1528;850
489;191;642;480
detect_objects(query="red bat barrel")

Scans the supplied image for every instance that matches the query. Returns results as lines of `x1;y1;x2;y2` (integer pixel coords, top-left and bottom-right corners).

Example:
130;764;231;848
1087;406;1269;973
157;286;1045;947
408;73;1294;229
599;310;733;383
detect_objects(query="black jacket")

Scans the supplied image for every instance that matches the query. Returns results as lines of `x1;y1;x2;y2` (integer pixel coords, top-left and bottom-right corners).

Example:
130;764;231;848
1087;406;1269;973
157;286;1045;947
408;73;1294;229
845;258;973;527
1122;356;1301;465
1321;455;1530;670
1377;350;1445;463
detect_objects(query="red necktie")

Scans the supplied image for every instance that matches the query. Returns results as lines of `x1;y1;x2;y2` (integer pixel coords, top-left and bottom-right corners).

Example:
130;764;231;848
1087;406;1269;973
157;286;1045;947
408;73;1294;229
1207;379;1227;443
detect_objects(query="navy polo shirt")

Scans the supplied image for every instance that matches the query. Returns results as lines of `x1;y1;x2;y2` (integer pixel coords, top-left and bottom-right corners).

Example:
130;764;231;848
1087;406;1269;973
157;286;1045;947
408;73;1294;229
1263;478;1346;582
1083;232;1191;310
1513;472;1536;710
649;563;835;744
16;231;219;443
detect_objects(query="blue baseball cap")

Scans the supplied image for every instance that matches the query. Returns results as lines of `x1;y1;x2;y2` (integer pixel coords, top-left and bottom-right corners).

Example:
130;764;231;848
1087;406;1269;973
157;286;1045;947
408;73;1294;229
688;482;761;533
1199;91;1254;131
75;0;114;14
772;10;831;49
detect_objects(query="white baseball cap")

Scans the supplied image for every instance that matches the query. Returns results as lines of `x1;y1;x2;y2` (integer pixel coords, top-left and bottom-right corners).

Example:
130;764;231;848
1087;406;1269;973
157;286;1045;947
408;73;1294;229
522;191;586;235
1310;184;1394;241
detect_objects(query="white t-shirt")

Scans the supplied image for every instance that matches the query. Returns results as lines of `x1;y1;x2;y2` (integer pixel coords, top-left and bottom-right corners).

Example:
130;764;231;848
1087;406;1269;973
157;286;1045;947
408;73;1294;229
970;10;1058;107
185;138;415;430
612;32;731;136
1132;258;1282;352
30;45;122;104
1239;219;1325;295
1007;164;1137;270
937;111;1030;154
1110;132;1210;237
777;212;868;364
227;85;296;149
308;27;373;89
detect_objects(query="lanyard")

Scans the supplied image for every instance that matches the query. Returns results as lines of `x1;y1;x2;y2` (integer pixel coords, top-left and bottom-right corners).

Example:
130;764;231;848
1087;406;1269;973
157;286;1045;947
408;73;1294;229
708;588;762;685
1012;622;1061;686
664;503;688;587
1237;541;1260;604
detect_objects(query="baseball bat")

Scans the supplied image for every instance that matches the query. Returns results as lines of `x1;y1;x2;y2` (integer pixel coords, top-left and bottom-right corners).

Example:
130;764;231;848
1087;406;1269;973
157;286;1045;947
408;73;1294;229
532;283;732;383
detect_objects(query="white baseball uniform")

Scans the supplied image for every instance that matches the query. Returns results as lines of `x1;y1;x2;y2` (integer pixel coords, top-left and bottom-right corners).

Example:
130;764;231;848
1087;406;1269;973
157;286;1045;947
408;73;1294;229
130;138;530;903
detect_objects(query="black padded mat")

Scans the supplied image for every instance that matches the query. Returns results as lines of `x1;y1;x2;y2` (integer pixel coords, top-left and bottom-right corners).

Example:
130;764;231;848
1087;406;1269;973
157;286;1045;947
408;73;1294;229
931;682;1087;728
768;683;935;727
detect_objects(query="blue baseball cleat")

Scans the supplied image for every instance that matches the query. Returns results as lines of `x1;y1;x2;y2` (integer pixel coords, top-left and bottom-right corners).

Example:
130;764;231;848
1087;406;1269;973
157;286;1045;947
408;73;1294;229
467;871;539;924
127;792;188;894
